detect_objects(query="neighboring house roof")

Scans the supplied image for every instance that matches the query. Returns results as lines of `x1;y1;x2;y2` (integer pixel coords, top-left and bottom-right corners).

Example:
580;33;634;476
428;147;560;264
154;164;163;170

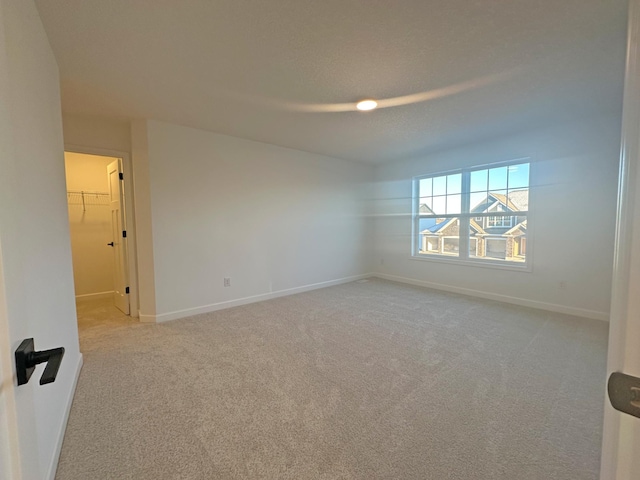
486;192;517;211
419;218;438;232
422;217;456;234
419;203;435;215
505;219;527;235
421;217;486;235
470;190;528;213
469;219;486;235
506;189;529;211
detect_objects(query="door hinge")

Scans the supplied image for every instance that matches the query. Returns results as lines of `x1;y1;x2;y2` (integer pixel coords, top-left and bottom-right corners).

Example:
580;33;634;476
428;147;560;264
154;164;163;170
122;230;127;238
119;172;124;180
125;287;130;294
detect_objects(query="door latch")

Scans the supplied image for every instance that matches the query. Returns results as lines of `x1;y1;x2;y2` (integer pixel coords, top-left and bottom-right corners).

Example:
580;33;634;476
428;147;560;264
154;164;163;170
14;338;65;386
608;372;640;419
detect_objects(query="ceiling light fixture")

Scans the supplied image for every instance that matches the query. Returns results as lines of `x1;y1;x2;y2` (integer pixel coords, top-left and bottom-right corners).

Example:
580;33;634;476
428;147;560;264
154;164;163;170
356;99;378;111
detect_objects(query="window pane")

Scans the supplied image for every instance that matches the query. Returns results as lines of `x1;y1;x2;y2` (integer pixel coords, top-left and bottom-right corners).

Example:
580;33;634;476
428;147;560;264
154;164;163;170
470;192;488;213
468;216;527;263
489;166;508;191
508;163;529;189
488;190;508;211
419;178;432;197
507;188;528;212
417;216;460;257
433;175;447;196
419;197;433;213
486;238;508;259
446;194;461;214
432;196;446;215
418;216;438;233
442;236;460;255
470;169;487;193
447;174;461;195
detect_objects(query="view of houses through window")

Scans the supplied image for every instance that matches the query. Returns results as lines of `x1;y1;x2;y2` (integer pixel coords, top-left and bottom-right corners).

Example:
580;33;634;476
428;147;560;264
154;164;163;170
414;161;529;265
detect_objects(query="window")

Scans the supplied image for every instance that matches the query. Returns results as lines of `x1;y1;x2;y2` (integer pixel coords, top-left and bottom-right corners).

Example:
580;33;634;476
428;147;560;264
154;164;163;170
487;216;512;228
414;160;530;266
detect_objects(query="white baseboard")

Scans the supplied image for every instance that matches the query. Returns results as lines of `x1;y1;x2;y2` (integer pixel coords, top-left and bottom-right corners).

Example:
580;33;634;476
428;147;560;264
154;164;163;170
142;274;372;323
372;273;610;321
137;271;608;323
75;291;113;302
46;352;83;480
138;312;156;323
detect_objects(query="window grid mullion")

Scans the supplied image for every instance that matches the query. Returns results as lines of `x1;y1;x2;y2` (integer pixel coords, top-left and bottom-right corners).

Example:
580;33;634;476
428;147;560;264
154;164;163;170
412;177;420;255
459;170;471;260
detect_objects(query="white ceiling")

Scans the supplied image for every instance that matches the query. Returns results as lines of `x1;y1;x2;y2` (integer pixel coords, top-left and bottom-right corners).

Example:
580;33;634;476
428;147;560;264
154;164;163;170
35;0;628;163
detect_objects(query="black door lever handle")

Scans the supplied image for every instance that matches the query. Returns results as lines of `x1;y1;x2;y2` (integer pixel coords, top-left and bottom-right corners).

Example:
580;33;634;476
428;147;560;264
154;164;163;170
107;242;114;247
15;338;65;386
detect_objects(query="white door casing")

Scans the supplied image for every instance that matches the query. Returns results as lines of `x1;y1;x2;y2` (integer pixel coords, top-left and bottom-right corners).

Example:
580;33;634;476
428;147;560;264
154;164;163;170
65;145;139;318
107;159;130;314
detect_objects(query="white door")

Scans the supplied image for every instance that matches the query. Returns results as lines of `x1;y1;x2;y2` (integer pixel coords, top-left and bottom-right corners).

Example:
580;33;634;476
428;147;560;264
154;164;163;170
0;0;83;477
107;159;130;314
0;256;20;480
600;0;640;478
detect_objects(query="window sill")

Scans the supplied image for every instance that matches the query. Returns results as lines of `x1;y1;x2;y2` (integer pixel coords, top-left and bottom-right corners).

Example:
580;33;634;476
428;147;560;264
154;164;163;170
410;254;532;272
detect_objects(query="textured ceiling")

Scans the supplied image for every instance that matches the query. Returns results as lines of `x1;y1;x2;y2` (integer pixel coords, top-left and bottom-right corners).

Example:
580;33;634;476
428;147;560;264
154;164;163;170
35;0;628;163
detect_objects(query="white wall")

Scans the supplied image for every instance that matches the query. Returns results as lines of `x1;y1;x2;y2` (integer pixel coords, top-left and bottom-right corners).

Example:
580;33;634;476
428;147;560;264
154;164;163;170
373;115;621;319
140;120;372;320
0;0;81;479
64;152;116;298
62;113;131;153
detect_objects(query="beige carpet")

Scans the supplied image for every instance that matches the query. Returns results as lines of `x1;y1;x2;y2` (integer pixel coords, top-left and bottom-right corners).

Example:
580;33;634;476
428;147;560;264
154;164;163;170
56;279;608;479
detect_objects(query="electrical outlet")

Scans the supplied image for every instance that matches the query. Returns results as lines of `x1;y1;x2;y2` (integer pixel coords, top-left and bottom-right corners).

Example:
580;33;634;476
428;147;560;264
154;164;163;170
224;277;231;287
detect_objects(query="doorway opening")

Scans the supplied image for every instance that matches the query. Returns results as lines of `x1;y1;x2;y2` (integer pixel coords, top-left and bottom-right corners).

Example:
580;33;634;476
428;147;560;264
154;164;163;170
64;151;136;334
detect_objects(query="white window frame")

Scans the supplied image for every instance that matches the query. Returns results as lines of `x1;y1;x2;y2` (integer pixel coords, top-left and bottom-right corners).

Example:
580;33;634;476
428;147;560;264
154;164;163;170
412;158;531;270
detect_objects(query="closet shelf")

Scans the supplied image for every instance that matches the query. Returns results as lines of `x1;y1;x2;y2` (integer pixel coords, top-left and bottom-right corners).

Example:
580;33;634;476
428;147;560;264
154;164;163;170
67;190;109;210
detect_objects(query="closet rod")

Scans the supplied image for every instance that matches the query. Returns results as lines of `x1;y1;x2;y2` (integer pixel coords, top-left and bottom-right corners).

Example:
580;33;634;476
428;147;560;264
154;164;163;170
66;190;109;211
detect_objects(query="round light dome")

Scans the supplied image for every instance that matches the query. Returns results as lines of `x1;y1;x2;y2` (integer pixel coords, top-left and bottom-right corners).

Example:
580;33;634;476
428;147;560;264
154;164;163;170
356;99;378;111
